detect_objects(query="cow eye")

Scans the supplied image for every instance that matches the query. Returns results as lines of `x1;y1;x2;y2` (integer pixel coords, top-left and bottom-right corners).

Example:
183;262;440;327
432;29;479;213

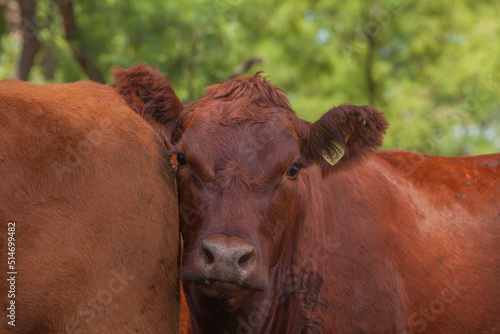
177;153;187;165
286;164;300;177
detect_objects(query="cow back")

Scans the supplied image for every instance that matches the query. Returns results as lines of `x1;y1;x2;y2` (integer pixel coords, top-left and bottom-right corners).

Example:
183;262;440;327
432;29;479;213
0;80;179;333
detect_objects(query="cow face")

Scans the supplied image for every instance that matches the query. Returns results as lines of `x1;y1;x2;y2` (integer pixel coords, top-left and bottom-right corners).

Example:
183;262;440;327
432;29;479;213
176;101;305;309
113;66;387;311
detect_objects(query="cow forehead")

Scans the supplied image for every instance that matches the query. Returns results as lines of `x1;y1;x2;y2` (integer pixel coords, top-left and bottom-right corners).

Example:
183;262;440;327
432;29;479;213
180;117;300;163
180;100;301;153
182;97;299;131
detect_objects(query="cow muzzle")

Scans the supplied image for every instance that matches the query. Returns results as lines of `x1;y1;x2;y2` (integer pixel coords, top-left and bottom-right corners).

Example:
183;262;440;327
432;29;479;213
182;234;268;299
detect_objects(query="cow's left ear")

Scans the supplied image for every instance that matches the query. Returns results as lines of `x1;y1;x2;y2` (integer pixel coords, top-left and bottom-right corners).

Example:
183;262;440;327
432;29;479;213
301;104;388;176
112;64;183;147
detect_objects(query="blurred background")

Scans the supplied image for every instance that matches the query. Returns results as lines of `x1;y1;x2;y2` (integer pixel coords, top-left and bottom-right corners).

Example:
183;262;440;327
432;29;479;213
0;0;499;156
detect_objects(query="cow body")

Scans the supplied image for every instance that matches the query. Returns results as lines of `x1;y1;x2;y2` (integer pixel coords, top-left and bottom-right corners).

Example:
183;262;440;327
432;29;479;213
114;66;500;333
247;151;499;333
182;150;500;334
0;79;180;333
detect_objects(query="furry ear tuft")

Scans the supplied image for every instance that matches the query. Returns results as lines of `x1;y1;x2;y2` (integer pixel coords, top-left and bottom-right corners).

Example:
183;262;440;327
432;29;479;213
112;63;183;147
302;104;388;177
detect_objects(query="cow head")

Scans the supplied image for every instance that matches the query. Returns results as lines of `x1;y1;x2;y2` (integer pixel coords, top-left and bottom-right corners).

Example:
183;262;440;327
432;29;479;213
113;65;387;312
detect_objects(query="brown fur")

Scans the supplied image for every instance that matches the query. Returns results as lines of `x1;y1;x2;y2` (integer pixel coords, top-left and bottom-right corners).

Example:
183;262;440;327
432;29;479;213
303;103;388;176
117;65;500;334
112;63;184;147
0;79;180;333
202;72;293;111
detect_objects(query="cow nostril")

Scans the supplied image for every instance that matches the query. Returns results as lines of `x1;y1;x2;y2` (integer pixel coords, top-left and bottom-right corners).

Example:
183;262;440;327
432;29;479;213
200;239;257;270
202;248;214;265
238;251;254;268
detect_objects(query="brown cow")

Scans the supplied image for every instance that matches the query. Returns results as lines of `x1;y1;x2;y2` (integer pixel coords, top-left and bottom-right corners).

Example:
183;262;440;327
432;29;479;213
115;65;500;333
0;77;181;333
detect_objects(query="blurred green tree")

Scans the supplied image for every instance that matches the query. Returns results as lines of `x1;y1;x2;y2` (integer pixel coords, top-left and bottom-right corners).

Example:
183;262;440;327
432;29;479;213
0;0;498;155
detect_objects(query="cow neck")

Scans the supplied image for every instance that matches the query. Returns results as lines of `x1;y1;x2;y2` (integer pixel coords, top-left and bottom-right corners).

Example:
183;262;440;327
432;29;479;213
261;171;328;332
243;169;338;333
248;192;311;333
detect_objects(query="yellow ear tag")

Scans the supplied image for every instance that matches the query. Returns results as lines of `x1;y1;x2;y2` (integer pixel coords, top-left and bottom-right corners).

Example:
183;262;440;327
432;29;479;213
320;131;351;166
321;141;345;166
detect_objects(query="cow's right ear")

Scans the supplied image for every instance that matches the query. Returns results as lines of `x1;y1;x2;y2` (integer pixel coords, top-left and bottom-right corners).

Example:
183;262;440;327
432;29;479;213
301;104;388;177
112;64;183;147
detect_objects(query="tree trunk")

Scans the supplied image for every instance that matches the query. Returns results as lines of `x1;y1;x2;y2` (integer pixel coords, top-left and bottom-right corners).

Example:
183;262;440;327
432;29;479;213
362;0;377;106
10;0;39;80
364;31;376;106
58;0;104;83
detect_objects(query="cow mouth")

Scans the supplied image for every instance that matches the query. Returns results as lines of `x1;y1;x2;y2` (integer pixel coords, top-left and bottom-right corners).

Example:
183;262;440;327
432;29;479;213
195;280;249;299
182;270;268;293
196;280;248;298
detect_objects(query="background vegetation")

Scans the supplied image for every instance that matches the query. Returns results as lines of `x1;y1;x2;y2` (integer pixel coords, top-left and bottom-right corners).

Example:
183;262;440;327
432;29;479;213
1;0;499;155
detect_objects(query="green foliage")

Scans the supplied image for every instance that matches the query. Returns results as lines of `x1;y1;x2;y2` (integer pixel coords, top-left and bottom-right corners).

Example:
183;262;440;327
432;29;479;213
1;0;499;155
